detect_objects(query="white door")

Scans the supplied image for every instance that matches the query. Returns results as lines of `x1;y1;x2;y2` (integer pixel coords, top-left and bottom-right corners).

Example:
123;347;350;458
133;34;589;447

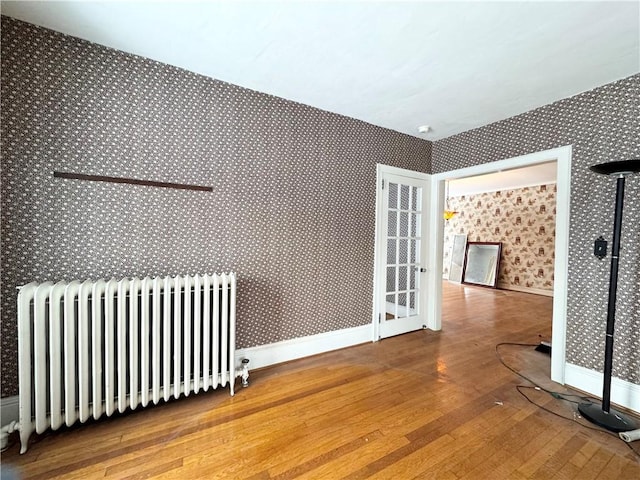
374;167;431;339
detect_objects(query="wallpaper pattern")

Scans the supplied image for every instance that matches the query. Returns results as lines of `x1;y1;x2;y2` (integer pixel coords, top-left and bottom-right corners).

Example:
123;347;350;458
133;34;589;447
2;16;638;395
433;75;640;385
443;184;557;293
0;17;431;397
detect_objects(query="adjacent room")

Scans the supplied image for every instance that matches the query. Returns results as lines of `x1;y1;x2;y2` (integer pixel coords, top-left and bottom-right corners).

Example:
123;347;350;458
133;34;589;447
443;162;557;295
1;1;639;478
441;163;558;349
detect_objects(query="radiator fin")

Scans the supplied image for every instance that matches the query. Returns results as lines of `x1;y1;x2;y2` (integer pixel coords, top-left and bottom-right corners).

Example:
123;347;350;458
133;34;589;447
17;273;237;454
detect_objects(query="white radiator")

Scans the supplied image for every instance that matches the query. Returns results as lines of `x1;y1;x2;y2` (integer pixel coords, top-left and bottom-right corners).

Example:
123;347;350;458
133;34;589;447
15;273;248;453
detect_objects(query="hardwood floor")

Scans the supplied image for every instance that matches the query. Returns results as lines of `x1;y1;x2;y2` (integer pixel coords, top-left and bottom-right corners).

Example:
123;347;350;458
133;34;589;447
2;282;639;479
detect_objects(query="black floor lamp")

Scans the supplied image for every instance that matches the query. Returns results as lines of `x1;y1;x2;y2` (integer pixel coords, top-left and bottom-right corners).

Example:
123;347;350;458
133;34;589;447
577;159;640;433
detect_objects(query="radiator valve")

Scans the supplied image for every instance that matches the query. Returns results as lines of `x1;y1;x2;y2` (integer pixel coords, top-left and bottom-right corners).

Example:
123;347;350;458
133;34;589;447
1;421;18;451
240;358;250;387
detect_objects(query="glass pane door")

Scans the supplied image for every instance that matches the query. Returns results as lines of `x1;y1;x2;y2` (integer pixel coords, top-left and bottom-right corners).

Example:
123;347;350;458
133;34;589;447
379;171;429;339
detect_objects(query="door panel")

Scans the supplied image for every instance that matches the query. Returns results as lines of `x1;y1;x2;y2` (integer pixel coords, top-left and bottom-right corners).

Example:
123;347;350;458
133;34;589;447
376;170;430;339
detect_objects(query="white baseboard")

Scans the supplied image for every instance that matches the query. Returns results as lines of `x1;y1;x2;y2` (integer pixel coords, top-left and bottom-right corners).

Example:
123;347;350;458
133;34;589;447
564;363;640;414
235;324;372;371
1;395;19;426
498;284;553;297
2;325;372;428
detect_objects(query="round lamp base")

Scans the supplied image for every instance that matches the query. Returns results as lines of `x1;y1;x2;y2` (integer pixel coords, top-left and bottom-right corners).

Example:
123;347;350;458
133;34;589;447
578;402;638;433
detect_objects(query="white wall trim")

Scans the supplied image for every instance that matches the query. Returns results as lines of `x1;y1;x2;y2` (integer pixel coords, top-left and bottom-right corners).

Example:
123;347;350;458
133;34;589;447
497;285;554;297
1;395;19;426
430;145;572;385
372;164;385;342
376;164;431;181
426;172;444;331
451;179;558;198
440;280;553;297
565;363;640;414
235;325;371;371
550;146;571;385
433;148;563;180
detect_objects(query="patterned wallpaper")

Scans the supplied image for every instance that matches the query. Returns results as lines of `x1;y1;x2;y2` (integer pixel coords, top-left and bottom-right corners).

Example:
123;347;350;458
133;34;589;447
443;184;557;293
0;17;431;397
433;75;640;385
2;16;638;396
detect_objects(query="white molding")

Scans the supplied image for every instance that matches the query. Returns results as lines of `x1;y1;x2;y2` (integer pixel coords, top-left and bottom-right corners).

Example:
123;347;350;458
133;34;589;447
372;164;385;342
498;285;553;297
451;179;558;197
235;325;371;371
431;145;572;385
1;395;19;427
377;164;431;180
565;363;640;414
550;146;571;385
426;176;444;330
432;147;564;180
427;178;448;330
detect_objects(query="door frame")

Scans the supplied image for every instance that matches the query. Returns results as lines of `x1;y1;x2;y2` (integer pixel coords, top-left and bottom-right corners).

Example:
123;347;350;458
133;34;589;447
428;145;572;384
372;164;432;341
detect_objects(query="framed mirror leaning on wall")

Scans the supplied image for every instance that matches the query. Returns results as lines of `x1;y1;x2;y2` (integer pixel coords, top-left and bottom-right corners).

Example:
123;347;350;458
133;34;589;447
462;241;502;288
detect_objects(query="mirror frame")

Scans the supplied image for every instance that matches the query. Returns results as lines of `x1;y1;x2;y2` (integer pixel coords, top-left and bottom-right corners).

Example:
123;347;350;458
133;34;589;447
448;234;467;283
461;241;502;288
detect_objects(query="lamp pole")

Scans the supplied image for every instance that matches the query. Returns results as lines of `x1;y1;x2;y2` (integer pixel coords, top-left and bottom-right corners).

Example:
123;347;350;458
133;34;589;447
577;159;639;433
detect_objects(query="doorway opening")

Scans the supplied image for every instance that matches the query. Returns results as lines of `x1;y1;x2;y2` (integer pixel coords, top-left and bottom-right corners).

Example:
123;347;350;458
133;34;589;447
443;161;557;295
427;146;572;384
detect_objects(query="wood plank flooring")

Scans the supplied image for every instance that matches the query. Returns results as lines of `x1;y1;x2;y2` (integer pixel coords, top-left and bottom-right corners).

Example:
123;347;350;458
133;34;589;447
2;282;639;479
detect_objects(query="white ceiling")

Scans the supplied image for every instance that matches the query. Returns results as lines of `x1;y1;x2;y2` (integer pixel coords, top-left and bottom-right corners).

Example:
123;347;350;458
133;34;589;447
1;1;639;140
448;161;557;197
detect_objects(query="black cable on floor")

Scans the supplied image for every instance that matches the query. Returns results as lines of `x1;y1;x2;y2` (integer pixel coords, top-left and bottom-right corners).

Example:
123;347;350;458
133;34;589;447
496;342;640;460
516;385;640;460
495;342;594;403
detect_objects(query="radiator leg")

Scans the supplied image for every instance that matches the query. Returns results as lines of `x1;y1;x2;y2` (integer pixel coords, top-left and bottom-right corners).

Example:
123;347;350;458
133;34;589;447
240;358;250;387
20;426;32;454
